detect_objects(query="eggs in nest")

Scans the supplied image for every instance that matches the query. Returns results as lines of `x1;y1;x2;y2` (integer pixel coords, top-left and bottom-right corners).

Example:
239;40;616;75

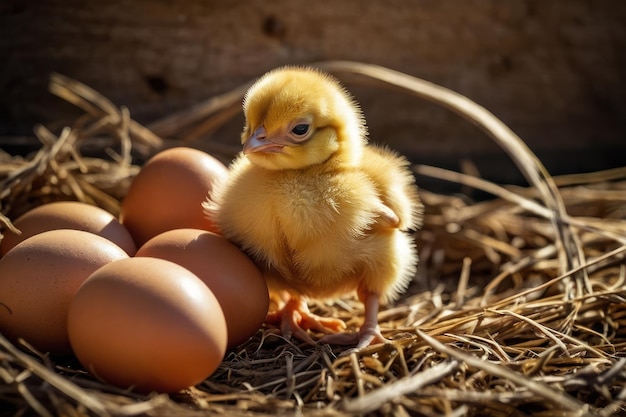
0;147;268;393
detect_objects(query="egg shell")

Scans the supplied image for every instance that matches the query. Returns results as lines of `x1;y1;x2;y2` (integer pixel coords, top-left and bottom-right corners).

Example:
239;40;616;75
0;229;129;355
136;228;269;348
119;147;228;247
67;257;227;393
0;201;137;257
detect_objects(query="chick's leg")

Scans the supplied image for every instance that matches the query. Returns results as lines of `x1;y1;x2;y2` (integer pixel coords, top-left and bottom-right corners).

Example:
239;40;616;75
266;295;347;345
356;292;388;348
320;292;387;348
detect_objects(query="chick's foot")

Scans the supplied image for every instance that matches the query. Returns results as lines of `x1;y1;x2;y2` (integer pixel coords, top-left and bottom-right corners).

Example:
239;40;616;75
319;322;388;348
266;297;347;345
320;291;388;348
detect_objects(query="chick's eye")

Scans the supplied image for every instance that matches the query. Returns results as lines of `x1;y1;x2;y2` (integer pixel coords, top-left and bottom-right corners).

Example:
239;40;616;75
291;124;310;136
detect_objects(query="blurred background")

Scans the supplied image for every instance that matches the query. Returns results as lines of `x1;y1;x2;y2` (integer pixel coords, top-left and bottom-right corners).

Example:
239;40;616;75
1;0;625;189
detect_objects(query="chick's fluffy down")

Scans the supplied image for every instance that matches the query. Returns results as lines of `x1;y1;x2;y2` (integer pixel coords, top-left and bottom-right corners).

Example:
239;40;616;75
204;66;423;307
207;145;422;304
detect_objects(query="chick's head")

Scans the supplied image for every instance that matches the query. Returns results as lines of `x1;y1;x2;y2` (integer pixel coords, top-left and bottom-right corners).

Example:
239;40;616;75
241;67;366;170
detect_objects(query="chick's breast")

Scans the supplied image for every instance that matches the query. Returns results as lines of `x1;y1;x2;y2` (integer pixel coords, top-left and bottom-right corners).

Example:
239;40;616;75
210;154;393;299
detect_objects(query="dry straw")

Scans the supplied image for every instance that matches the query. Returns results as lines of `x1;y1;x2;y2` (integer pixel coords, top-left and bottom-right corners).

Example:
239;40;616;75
1;61;625;417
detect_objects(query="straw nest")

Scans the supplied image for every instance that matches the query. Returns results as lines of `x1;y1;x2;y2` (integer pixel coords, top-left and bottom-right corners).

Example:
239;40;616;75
1;62;625;417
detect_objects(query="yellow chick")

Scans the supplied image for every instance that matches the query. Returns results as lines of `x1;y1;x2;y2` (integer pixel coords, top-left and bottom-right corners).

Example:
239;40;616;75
204;67;422;348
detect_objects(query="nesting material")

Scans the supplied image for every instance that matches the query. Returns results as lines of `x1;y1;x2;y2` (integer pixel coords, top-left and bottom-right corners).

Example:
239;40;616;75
1;63;625;417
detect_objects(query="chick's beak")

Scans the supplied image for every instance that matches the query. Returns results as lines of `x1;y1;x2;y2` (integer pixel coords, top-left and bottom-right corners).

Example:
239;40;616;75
243;126;285;154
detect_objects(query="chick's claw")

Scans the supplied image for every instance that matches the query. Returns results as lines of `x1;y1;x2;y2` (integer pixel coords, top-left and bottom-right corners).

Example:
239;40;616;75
319;323;388;349
320;291;388;348
266;297;347;345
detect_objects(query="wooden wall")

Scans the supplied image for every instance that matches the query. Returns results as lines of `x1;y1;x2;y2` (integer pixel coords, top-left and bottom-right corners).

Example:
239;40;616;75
1;0;625;187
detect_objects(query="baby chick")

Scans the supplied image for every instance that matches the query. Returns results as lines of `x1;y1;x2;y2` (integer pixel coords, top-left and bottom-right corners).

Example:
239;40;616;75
204;67;422;348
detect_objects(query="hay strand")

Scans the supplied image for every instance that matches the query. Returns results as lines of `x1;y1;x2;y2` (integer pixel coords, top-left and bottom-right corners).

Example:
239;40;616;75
1;62;625;416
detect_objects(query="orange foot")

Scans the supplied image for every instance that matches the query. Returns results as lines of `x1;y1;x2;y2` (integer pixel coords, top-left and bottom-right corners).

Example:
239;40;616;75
266;296;346;345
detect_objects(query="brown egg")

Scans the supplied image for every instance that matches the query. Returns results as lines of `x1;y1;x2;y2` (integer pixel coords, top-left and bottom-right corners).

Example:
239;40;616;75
67;257;227;393
136;229;269;348
0;201;137;257
0;230;129;354
119;147;228;247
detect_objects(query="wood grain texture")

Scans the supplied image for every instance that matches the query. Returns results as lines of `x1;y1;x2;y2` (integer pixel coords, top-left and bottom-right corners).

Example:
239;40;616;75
1;0;625;185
